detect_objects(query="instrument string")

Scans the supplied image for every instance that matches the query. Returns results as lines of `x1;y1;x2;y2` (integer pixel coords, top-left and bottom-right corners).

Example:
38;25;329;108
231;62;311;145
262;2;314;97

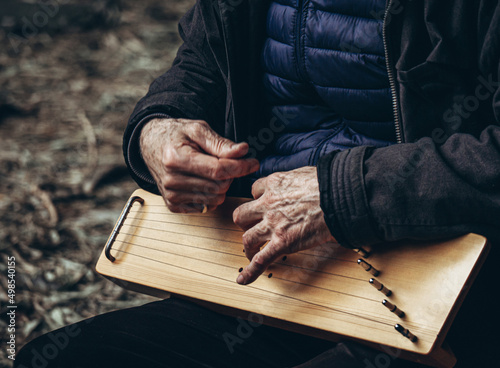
121;222;358;264
112;245;397;331
271;275;378;302
129;210;242;233
119;231;243;258
130;209;228;219
122;224;241;245
116;204;438;335
131;209;352;263
119;226;367;282
114;237;377;302
272;262;366;282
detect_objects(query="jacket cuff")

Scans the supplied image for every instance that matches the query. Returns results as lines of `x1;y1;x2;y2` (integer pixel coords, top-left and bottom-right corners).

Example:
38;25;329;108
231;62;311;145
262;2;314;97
317;146;382;249
126;112;172;194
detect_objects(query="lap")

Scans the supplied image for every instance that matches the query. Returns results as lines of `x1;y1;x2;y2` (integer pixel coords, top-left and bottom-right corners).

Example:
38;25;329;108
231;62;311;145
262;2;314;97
15;297;423;368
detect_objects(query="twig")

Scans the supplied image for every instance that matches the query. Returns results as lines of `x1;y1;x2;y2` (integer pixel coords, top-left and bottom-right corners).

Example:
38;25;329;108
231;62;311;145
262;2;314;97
77;112;99;182
30;185;59;228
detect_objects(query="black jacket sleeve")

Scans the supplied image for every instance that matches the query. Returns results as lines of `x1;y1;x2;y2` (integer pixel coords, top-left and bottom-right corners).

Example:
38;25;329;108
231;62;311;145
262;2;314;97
318;125;500;248
318;2;500;248
123;1;227;193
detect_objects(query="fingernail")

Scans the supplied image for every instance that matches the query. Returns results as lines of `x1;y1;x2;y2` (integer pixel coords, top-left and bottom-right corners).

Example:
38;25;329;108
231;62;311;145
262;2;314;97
237;274;245;285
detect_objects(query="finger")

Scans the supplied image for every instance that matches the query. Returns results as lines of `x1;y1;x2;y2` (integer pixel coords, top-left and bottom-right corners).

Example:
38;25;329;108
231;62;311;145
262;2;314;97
237;242;281;285
167;203;220;214
251;178;267;199
162;173;232;195
177;148;259;181
189;121;250;159
161;189;226;209
242;222;270;261
164;203;203;214
233;201;264;230
156;187;207;213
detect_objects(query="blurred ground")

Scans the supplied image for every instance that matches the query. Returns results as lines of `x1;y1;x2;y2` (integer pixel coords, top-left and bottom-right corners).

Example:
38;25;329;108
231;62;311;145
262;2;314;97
0;0;195;365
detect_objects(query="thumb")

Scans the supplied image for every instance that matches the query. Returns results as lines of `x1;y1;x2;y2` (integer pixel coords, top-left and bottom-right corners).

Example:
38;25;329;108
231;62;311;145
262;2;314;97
194;123;249;159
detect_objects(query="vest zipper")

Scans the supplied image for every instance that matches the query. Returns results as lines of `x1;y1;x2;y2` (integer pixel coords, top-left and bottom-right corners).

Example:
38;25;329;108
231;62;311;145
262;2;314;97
382;0;403;144
295;0;308;80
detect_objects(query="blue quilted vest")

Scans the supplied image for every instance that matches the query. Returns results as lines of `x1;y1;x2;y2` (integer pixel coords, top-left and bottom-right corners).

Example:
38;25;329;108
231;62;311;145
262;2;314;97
258;0;396;177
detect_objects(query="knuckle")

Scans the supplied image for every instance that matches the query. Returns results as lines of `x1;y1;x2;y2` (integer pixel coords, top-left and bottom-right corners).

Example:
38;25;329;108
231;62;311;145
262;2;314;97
261;193;274;208
163;191;179;203
170;204;192;214
242;232;252;247
205;180;224;195
267;173;280;185
165;200;180;213
161;175;176;188
192;193;209;206
252;177;265;189
161;150;178;169
214;179;231;193
190;120;209;135
210;163;226;180
212;138;225;152
194;120;209;127
233;208;240;224
265;210;278;223
273;227;288;246
250;187;257;198
252;253;267;270
267;173;284;189
274;225;286;237
215;194;226;206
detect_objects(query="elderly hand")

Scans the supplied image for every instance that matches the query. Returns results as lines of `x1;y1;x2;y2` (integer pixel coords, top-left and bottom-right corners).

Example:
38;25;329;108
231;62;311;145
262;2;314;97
233;166;335;285
140;118;259;213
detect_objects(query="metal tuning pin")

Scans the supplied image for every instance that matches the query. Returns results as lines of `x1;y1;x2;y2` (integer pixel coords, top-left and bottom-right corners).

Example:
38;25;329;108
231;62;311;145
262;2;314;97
382;299;405;318
394;324;418;342
357;259;380;276
353;247;370;258
369;278;392;296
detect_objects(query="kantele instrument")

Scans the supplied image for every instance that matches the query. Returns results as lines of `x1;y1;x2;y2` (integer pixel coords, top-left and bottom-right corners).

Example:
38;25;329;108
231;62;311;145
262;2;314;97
96;189;490;368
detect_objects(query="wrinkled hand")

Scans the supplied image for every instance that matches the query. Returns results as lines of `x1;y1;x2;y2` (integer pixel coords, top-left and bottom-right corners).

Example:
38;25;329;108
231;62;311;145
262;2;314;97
140;118;259;213
233;166;335;285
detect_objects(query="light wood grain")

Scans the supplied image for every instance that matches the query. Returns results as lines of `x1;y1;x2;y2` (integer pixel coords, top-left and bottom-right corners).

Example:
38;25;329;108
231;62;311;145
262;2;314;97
96;189;489;367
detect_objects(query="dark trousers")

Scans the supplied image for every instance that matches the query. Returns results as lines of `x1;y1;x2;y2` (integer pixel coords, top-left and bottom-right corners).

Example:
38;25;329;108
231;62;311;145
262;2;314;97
15;247;498;368
14;297;424;368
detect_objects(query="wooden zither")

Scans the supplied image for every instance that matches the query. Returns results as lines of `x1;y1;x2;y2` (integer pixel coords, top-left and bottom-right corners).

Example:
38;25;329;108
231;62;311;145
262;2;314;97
96;189;489;368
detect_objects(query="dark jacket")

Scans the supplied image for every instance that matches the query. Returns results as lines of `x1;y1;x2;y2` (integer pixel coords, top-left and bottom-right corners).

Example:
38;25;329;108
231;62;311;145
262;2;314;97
124;0;500;248
123;1;500;365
